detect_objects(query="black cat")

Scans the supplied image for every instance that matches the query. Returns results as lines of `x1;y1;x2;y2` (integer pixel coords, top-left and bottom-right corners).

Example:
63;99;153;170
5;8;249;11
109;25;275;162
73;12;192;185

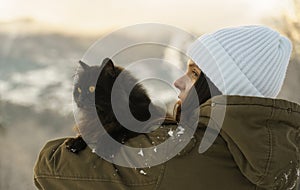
66;58;168;153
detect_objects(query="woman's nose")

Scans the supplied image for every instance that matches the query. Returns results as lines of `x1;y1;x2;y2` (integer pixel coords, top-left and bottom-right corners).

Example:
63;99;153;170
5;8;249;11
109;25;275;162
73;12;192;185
174;75;185;90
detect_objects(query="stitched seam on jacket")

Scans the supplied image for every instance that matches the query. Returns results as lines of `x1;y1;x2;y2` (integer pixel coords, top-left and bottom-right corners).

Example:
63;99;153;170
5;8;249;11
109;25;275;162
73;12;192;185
257;104;274;184
35;175;157;186
49;143;64;176
213;103;300;114
153;164;166;190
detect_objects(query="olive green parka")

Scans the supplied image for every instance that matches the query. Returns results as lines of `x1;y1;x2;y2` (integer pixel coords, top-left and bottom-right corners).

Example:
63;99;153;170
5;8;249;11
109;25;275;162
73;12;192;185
34;96;300;190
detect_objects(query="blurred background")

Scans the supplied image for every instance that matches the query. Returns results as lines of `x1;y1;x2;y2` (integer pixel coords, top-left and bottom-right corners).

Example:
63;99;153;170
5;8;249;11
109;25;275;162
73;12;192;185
0;0;299;189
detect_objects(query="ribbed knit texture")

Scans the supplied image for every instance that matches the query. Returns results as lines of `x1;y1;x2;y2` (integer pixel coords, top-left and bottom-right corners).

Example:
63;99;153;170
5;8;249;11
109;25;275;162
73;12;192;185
187;25;292;98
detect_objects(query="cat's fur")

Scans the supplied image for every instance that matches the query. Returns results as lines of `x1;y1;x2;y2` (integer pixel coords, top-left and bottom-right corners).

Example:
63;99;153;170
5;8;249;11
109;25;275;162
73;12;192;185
66;58;170;153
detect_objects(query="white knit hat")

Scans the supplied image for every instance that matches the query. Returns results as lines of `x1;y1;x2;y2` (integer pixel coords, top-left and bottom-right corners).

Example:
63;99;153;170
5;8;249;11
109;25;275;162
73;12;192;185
187;25;292;98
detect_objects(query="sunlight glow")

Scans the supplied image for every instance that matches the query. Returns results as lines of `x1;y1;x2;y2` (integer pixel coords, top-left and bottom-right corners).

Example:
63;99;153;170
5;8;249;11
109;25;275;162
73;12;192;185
0;0;292;34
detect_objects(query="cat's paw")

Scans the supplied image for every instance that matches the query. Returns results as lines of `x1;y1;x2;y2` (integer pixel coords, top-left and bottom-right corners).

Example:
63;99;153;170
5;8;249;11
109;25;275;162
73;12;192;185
65;136;87;154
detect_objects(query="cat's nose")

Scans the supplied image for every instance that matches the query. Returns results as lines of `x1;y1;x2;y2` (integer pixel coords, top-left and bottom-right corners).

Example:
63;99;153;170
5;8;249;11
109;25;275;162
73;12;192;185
77;99;94;109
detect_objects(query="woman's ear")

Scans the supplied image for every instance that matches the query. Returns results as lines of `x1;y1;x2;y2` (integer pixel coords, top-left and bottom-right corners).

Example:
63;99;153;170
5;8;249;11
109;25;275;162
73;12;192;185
101;58;116;77
78;60;90;70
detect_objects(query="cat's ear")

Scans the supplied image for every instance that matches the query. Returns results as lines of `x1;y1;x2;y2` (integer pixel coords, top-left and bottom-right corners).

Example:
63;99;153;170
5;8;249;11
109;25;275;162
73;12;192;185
79;60;90;70
101;58;116;77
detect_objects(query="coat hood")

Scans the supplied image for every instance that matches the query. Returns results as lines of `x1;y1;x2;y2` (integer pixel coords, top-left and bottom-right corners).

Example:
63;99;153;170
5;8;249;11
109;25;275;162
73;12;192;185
199;95;300;189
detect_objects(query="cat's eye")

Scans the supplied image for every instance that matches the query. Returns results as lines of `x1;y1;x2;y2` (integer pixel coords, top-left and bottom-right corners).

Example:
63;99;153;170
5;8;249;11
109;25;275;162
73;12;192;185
89;86;95;93
77;87;82;93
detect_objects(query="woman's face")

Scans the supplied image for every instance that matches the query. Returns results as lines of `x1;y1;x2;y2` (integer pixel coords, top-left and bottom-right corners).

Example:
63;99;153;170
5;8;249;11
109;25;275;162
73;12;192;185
174;59;201;102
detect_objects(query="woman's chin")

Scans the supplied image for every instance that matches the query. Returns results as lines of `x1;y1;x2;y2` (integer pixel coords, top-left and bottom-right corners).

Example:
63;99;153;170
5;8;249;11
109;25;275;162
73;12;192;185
177;98;182;104
177;95;185;102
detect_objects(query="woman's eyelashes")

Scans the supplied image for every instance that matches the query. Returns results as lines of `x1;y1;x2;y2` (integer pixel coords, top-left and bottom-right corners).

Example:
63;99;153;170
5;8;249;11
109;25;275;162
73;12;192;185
190;69;200;79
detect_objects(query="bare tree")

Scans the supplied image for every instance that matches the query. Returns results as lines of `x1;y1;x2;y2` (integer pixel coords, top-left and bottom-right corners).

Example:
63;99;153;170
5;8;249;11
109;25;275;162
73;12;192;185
268;0;300;104
272;0;300;58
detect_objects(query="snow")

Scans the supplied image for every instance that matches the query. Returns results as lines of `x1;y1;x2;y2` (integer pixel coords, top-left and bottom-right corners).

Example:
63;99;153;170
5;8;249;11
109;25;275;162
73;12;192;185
287;181;297;190
139;170;147;175
168;129;174;137
138;149;144;157
70;148;76;153
177;126;185;136
284;172;289;181
283;169;292;185
0;65;73;114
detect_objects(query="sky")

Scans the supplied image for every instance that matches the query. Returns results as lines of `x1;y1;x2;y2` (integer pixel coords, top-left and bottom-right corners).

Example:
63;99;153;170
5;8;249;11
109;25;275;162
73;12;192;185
0;0;294;34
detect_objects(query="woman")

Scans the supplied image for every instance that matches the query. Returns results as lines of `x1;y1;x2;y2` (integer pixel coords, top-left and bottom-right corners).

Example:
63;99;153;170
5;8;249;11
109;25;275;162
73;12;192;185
34;26;300;190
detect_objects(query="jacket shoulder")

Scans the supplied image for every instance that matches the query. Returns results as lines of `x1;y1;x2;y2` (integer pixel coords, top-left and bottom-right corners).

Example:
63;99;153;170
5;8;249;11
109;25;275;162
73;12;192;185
34;137;165;190
34;138;68;174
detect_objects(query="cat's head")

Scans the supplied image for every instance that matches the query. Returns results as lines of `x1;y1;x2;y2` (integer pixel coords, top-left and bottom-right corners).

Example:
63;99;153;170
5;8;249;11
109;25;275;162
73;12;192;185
73;58;120;110
74;58;159;124
73;58;169;143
